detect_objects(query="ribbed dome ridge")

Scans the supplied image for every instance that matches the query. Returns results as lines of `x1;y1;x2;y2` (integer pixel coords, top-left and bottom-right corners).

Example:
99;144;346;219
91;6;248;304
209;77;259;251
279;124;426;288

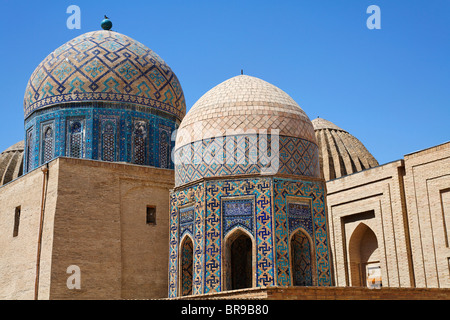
312;118;378;180
0;141;24;186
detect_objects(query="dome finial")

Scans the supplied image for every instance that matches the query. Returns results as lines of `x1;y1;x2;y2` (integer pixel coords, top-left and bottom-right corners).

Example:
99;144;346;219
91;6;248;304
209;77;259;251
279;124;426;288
101;16;112;30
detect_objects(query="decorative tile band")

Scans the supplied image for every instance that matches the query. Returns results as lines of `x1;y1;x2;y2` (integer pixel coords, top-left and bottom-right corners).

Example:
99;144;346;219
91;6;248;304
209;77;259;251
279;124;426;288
222;198;254;235
179;205;195;240
174;135;320;186
24;105;177;172
25;92;184;121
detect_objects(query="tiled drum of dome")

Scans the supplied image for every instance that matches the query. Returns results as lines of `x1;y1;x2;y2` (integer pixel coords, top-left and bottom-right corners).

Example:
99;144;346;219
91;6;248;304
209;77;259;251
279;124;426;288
23;106;177;172
174;135;320;186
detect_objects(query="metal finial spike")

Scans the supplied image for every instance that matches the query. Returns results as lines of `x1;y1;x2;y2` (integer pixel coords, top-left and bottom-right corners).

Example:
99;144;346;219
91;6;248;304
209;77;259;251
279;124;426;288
241;69;244;75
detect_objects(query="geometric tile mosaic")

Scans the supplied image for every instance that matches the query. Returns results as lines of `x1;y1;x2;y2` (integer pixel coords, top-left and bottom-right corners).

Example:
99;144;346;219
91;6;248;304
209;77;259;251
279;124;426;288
273;178;332;287
203;178;274;293
23;105;177;173
291;230;313;286
169;183;205;298
168;176;332;298
222;198;254;235
174;135;320;187
24;30;186;121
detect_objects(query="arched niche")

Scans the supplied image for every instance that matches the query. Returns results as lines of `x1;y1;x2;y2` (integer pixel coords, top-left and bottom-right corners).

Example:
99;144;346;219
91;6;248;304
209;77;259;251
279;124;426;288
223;227;255;291
348;223;381;287
289;228;316;286
179;234;194;296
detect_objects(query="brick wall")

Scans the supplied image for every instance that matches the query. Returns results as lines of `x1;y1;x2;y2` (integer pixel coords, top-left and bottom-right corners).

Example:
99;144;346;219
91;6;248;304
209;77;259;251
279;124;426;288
326;142;450;289
48;157;175;299
0;161;59;299
0;157;175;299
403;142;450;288
326;160;412;287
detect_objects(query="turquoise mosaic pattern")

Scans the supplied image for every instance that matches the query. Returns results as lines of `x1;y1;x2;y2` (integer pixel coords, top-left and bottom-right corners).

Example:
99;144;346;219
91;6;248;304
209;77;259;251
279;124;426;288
23;104;176;173
222;198;254;235
273;178;332;286
24;30;186;121
168;177;276;297
204;178;274;293
170;175;336;297
169;183;205;298
180;236;194;296
288;202;313;235
291;230;313;286
174;135;320;186
169;177;331;297
179;205;195;240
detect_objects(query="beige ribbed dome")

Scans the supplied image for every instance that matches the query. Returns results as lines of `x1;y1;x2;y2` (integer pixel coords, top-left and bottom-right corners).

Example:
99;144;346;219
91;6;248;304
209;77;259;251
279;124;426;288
176;75;316;148
0;141;24;186
312;118;378;181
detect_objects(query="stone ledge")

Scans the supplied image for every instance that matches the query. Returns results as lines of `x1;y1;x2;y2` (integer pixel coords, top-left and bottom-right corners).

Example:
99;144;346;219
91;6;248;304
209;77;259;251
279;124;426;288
167;286;450;300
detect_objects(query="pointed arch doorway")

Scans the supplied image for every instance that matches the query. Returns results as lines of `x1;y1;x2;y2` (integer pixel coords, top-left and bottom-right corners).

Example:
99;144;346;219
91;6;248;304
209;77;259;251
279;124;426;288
348;223;381;288
224;228;254;291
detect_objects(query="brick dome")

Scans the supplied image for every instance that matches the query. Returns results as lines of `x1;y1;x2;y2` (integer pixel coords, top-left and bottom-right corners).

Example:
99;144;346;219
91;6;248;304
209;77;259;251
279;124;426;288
175;75;316;148
312;117;379;180
174;75;321;187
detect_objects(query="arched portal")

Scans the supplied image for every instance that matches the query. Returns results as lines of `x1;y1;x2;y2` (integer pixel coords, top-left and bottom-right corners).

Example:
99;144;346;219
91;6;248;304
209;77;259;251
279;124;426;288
224;228;254;291
290;229;314;286
348;223;381;288
179;236;193;296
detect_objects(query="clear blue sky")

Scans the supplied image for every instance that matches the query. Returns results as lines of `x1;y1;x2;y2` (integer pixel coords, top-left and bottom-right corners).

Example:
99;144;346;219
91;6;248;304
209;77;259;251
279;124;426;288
0;0;448;165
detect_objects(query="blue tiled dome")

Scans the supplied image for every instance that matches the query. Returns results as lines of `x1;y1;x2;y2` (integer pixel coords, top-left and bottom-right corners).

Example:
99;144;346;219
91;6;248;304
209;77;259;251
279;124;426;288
22;29;184;173
24;30;186;121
